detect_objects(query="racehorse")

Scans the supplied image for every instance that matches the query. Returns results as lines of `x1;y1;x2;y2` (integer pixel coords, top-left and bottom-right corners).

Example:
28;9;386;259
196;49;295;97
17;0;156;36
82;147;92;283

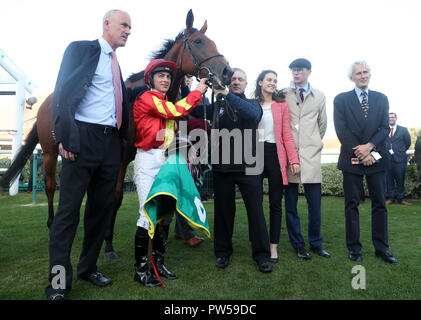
0;9;233;260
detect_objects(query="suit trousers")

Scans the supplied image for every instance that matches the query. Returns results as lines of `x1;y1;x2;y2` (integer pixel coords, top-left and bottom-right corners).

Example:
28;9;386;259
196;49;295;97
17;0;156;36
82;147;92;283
342;171;389;253
284;183;323;249
386;161;407;203
48;121;121;290
174;214;195;239
213;171;270;264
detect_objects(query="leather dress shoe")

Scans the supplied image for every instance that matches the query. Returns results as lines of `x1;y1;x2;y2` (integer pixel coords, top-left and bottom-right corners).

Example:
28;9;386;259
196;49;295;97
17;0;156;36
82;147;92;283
79;271;112;287
349;252;363;262
385;200;395;205
375;250;398;264
184;236;204;248
174;233;183;240
269;257;279;263
400;200;412;206
47;292;67;300
216;256;229;269
296;247;312;260
310;246;331;258
258;261;272;273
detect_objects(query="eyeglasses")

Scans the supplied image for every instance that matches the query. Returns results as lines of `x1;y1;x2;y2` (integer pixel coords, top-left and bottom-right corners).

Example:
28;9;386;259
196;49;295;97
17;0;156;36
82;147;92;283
291;68;304;73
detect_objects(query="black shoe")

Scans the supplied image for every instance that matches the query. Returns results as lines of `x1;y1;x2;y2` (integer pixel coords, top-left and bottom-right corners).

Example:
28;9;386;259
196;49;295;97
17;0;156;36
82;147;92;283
310;246;331;258
349;252;363;262
79;271;112;287
134;269;163;287
258;261;272;273
269;257;279;263
296;247;312;260
156;264;178;280
45;286;68;300
375;250;398;264
47;292;67;300
216;256;229;269
152;251;178;280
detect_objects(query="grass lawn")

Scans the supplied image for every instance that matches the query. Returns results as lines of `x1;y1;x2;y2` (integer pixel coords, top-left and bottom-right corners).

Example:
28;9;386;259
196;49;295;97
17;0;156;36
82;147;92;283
0;191;420;300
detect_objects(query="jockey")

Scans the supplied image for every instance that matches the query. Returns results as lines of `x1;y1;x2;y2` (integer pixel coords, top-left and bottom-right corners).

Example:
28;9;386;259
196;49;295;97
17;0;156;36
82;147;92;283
132;58;208;287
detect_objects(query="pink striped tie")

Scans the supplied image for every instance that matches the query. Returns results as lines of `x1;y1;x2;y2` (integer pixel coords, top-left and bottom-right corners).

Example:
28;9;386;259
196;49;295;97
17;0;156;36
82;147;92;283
111;51;122;129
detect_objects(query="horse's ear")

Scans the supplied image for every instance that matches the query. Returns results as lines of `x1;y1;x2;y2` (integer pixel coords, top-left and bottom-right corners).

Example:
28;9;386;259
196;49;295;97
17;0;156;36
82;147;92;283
200;20;207;33
186;9;194;32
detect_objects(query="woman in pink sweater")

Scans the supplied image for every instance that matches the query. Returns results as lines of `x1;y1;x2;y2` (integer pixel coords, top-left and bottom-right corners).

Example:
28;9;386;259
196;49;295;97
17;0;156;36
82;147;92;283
254;70;300;263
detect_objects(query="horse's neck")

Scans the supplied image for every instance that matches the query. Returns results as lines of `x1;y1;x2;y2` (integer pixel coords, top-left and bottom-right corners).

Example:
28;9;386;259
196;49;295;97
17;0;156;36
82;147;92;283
165;41;185;102
167;74;183;102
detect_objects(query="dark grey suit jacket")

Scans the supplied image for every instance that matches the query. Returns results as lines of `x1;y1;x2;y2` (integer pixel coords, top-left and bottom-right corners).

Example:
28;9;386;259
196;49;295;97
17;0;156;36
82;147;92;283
385;125;411;163
333;89;389;175
52;40;143;154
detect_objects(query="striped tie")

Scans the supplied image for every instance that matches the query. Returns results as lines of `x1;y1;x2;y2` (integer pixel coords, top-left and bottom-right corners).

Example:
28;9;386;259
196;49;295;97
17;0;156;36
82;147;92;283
361;91;369;119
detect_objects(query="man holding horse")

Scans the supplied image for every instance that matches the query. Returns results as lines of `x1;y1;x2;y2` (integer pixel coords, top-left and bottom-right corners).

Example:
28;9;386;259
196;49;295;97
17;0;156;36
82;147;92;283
191;68;273;274
46;9;146;300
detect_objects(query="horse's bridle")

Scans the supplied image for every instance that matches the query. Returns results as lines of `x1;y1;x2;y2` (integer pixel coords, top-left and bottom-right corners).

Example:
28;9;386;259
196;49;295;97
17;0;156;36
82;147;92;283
182;30;224;86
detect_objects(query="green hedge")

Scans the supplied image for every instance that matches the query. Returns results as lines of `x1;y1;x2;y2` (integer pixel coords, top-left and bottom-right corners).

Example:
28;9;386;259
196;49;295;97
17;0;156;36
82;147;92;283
263;163;421;198
319;163;421;198
2;158;420;198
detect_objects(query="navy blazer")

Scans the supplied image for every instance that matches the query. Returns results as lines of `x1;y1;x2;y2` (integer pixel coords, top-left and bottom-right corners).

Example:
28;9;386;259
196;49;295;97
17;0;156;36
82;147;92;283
333;89;389;175
385;125;411;163
52;40;143;154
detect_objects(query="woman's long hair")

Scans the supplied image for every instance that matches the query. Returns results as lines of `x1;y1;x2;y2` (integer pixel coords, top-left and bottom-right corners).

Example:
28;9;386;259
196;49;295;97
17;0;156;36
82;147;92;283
253;69;285;103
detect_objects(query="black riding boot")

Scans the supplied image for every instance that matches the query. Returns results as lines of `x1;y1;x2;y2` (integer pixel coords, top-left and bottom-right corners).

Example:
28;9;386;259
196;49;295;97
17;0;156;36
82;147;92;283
152;223;178;280
134;227;162;287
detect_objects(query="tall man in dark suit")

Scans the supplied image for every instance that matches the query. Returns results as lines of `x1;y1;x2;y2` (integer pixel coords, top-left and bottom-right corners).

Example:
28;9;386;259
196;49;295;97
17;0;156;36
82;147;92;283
333;61;398;264
46;10;146;300
385;112;412;206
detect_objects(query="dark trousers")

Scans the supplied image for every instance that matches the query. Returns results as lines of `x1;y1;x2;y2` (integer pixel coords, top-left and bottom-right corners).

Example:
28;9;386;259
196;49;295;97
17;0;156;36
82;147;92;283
386;162;407;203
342;171;389;253
174;214;195;240
28;155;45;191
47;122;121;291
213;171;270;264
284;183;322;249
262;142;283;244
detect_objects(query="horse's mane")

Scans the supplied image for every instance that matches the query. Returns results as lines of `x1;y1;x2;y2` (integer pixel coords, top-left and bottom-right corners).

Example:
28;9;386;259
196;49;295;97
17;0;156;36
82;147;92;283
126;28;199;83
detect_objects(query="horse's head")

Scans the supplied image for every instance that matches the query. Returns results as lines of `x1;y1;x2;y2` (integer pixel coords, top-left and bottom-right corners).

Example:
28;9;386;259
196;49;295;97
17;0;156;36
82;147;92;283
174;9;233;89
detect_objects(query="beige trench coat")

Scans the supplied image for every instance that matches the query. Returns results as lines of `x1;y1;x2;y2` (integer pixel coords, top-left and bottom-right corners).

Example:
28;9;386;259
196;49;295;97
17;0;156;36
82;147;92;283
284;82;327;183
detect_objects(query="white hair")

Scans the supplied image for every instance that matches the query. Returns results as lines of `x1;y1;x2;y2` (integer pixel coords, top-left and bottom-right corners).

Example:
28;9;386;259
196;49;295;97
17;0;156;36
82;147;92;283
348;60;371;80
232;67;247;81
102;9;122;29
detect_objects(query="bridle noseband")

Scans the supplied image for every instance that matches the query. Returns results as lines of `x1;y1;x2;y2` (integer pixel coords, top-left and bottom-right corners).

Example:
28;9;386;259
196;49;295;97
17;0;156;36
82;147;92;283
182;30;224;86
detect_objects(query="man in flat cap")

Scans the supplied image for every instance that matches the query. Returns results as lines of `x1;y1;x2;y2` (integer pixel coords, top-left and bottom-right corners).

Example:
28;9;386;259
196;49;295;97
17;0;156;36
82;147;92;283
283;58;330;260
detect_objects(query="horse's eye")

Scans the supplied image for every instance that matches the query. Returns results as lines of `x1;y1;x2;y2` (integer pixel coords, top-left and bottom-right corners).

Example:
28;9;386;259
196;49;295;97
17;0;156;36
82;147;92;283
194;38;202;45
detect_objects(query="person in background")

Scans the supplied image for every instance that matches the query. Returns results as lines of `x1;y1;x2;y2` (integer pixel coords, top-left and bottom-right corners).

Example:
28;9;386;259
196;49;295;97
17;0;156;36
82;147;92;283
173;75;206;247
385;112;412;206
283;58;330;260
27;149;45;193
254;69;300;263
333;60;398;264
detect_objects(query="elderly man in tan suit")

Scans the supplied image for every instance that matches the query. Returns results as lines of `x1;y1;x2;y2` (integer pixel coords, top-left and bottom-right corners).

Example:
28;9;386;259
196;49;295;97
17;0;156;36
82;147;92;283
283;58;330;259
